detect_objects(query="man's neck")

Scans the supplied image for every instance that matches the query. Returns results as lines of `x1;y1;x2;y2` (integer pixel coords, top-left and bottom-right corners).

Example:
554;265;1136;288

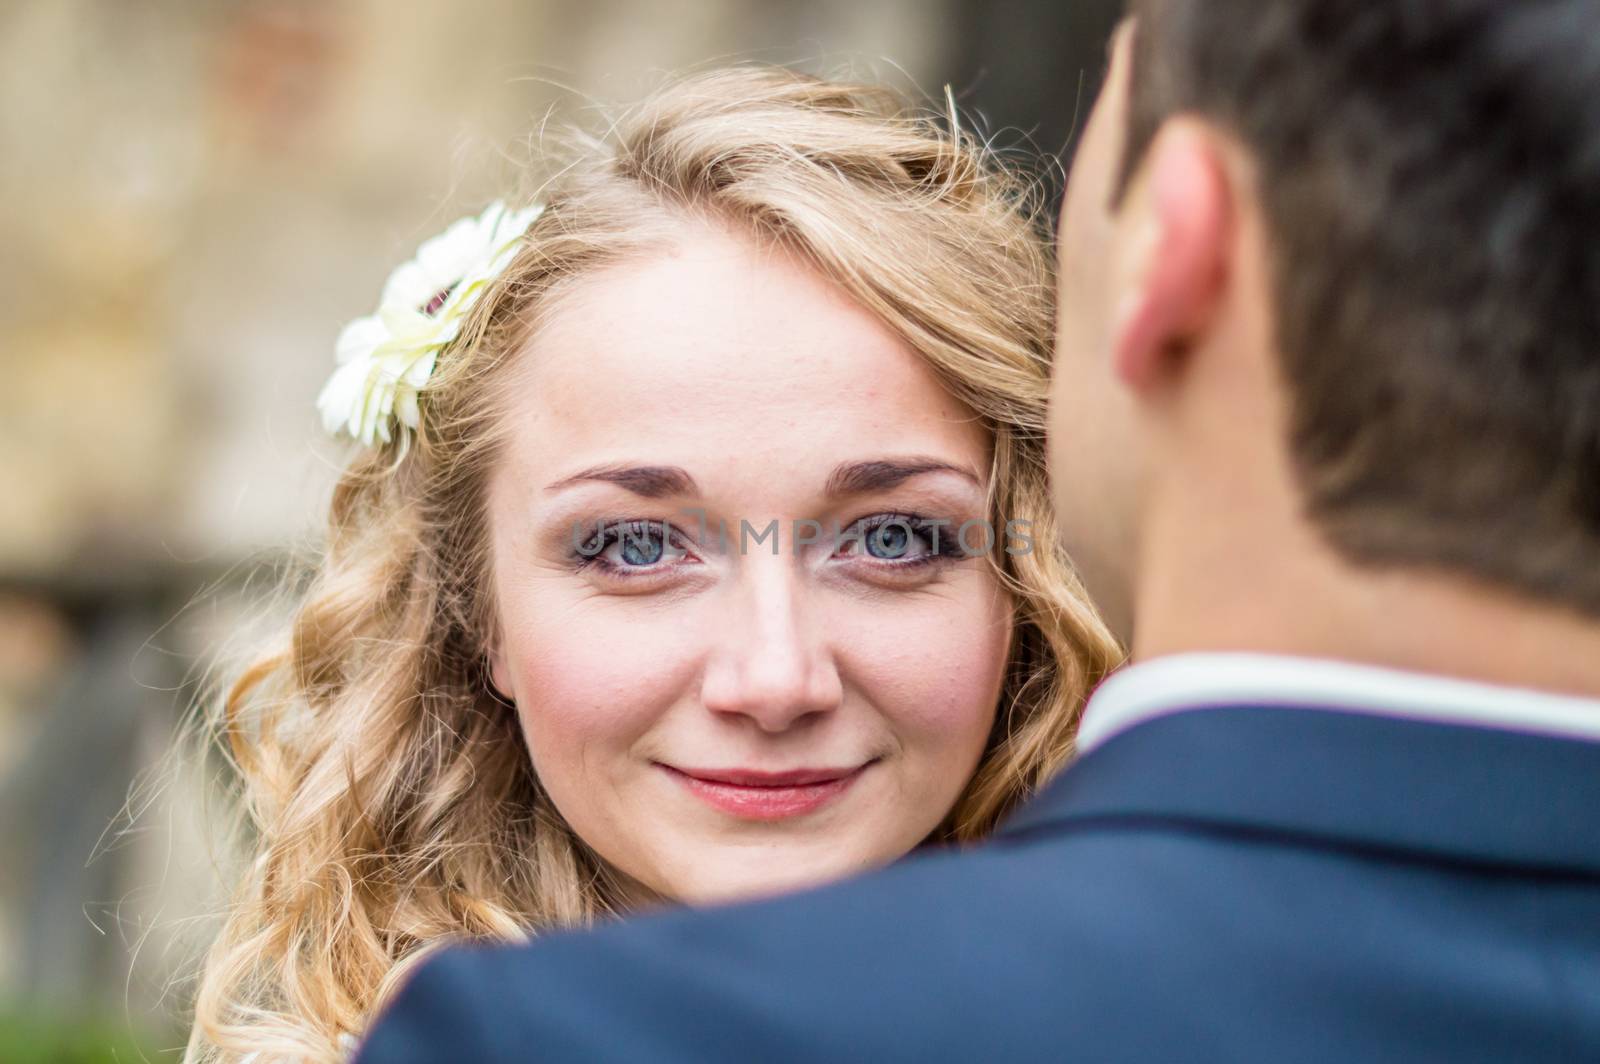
1132;527;1600;701
1125;324;1600;702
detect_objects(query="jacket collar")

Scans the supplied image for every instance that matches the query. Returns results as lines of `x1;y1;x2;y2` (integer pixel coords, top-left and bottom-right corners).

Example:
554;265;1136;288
1002;701;1600;877
1075;652;1600;755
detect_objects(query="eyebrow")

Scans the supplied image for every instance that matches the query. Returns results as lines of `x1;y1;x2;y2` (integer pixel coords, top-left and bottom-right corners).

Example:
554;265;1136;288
545;464;698;498
823;458;981;497
544;457;981;499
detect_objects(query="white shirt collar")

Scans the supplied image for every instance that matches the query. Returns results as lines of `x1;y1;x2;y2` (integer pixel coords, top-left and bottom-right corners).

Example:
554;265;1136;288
1075;652;1600;755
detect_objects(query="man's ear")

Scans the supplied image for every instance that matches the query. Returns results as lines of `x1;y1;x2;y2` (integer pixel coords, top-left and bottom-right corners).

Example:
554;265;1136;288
1110;119;1233;392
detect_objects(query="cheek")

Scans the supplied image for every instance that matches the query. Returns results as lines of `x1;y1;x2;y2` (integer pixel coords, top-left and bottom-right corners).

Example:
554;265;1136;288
838;573;1012;759
497;594;702;777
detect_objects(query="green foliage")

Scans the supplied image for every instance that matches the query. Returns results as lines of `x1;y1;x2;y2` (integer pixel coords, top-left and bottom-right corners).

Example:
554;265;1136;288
0;1009;172;1063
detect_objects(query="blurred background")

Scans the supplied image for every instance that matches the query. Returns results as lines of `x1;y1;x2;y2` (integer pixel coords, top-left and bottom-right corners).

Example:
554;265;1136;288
0;0;1120;1057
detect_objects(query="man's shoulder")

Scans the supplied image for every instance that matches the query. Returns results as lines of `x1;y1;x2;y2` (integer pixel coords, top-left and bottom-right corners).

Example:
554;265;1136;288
356;706;1600;1062
357;823;1353;1062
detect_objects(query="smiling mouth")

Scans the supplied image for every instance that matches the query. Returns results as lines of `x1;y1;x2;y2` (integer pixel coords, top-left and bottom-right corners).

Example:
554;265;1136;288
657;762;875;820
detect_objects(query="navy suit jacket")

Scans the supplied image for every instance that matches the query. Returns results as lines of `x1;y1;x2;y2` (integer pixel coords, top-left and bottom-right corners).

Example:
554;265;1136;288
355;704;1600;1061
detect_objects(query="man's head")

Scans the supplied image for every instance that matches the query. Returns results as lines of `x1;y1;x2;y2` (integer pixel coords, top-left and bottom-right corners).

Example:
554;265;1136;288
1051;3;1600;651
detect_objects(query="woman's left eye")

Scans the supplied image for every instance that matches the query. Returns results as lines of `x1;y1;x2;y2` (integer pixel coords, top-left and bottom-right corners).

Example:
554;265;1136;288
836;514;957;566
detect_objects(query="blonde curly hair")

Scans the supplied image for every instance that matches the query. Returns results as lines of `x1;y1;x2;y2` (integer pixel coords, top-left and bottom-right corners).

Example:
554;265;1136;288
185;65;1122;1063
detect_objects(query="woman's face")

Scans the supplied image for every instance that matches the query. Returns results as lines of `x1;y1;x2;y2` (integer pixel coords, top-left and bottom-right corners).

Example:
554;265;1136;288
485;225;1013;905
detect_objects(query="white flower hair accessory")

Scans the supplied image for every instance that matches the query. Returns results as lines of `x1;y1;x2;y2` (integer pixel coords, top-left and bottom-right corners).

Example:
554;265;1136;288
317;200;543;447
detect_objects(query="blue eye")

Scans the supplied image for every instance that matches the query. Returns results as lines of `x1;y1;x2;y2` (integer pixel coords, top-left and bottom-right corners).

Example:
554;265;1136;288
574;520;687;575
866;520;912;559
841;514;960;568
619;525;665;566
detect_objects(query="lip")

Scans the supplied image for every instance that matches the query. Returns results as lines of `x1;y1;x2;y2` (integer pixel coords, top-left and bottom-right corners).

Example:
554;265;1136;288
658;762;873;821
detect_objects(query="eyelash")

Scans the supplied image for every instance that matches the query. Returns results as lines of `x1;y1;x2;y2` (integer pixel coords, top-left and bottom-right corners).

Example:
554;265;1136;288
570;511;969;578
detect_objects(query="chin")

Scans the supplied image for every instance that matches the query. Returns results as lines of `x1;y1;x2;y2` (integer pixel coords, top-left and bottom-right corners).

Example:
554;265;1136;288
666;845;884;907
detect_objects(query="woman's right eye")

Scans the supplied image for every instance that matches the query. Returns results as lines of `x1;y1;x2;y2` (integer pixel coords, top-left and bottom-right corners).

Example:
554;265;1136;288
575;520;695;575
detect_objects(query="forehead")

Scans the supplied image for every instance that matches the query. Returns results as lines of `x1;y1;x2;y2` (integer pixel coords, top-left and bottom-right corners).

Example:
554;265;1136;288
495;225;990;499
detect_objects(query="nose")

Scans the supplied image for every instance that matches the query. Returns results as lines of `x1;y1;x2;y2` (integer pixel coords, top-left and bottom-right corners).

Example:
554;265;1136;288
699;561;843;733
